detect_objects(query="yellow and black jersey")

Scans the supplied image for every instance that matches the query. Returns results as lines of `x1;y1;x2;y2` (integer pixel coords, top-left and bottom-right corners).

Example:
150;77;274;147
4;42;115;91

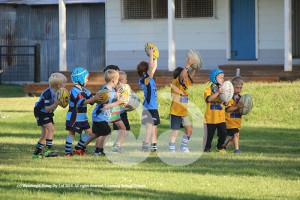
225;95;242;130
204;85;226;124
170;75;193;117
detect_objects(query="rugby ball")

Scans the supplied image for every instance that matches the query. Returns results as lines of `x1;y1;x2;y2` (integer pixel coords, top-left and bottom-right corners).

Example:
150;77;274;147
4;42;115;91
118;84;132;107
125;93;140;111
56;87;70;108
219;81;234;103
238;94;253;115
145;42;159;60
95;89;110;104
186;49;203;70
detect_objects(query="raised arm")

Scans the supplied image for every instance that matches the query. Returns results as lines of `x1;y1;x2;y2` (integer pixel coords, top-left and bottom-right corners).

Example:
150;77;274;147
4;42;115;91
146;47;157;77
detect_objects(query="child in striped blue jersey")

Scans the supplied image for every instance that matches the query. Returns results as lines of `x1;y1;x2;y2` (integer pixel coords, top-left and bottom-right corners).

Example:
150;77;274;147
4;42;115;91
32;72;67;159
64;67;99;157
137;46;160;153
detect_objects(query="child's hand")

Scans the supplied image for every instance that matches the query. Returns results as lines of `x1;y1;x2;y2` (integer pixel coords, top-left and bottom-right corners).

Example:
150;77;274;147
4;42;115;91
94;92;103;102
117;98;126;105
237;101;244;108
187;57;195;66
218;87;224;94
146;46;154;56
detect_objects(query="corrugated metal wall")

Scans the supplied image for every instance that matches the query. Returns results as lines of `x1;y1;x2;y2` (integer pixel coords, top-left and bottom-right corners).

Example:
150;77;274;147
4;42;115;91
0;3;105;82
292;0;300;58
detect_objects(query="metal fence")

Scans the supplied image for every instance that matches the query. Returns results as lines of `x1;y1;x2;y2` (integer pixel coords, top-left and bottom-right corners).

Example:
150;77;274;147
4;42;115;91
0;44;40;84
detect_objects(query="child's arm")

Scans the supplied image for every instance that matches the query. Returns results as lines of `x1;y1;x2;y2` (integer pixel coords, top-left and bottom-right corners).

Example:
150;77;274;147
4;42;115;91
45;97;59;113
226;101;244;112
206;87;224;103
180;58;196;82
101;99;126;110
147;47;157;77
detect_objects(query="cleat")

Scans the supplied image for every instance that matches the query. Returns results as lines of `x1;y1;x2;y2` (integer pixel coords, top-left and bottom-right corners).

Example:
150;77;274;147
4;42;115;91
142;146;148;152
32;153;43;159
234;149;241;153
94;151;106;156
178;147;190;153
74;149;88;156
65;153;72;157
44;147;59;157
204;149;211;153
112;144;122;153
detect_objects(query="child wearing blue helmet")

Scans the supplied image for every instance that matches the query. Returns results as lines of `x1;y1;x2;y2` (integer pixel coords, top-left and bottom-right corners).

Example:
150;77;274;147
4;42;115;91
203;68;227;153
64;67;99;157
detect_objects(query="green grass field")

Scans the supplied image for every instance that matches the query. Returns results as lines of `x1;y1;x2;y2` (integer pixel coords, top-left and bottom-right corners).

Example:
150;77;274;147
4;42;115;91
0;82;300;200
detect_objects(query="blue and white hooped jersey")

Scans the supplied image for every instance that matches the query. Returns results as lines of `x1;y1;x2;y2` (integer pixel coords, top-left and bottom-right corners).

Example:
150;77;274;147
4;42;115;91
34;87;56;114
66;86;93;127
92;86;118;123
139;73;158;110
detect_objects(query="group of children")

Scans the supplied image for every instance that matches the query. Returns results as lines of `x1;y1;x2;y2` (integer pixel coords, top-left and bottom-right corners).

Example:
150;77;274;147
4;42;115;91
32;46;245;158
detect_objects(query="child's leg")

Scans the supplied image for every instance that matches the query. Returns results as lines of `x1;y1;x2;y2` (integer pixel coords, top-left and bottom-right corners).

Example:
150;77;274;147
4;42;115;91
204;124;217;151
75;129;92;150
216;122;227;150
65;131;75;155
223;136;233;148
179;125;192;152
33;126;47;157
169;130;178;152
151;125;158;152
114;120;127;146
142;123;152;152
43;123;58;157
233;132;240;151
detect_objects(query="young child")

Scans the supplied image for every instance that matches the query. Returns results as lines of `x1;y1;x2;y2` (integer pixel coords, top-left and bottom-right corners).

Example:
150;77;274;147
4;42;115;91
137;46;160;153
77;69;125;155
223;76;244;153
169;58;196;152
203;68;227;153
64;67;98;157
112;71;130;150
94;66;127;155
32;72;67;159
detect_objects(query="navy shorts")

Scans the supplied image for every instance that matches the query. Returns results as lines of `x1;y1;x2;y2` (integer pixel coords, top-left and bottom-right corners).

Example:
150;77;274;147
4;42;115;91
34;108;54;126
92;121;111;136
141;109;160;126
170;115;191;130
113;112;130;131
227;128;239;136
66;125;90;134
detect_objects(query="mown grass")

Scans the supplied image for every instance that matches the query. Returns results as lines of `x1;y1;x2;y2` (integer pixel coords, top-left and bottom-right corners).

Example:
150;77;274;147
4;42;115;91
0;82;299;200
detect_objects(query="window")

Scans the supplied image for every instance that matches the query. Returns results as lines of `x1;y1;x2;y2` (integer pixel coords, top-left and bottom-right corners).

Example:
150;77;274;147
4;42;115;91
122;0;215;19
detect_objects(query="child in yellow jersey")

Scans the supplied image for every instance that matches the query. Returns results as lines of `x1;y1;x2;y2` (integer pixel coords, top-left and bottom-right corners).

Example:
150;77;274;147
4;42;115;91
203;68;227;153
223;76;244;153
169;58;196;152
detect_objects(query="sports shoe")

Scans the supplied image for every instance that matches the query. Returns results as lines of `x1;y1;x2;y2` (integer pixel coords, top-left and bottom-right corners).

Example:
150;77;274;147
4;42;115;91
94;151;106;156
74;149;88;156
234;149;241;153
44;147;59;157
65;153;72;157
216;148;227;153
178;147;190;153
112;144;122;153
32;153;43;159
204;149;211;153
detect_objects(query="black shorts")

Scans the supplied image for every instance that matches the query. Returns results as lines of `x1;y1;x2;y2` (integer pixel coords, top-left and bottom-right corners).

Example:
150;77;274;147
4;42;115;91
113;112;130;131
141;109;160;126
34;108;54;126
227;128;240;137
66;125;90;134
92;121;111;136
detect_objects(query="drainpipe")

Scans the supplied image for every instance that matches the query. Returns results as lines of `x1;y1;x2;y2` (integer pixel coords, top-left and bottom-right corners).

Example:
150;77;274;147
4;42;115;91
284;0;292;71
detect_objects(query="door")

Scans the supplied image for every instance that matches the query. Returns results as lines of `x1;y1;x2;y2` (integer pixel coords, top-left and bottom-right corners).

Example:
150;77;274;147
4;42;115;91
230;0;256;60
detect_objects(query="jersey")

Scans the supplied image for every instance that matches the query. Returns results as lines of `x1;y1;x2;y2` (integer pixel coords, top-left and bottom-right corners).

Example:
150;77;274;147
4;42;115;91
92;85;121;123
204;84;226;124
139;72;158;110
225;94;242;130
34;87;56;115
169;74;193;116
66;86;93;128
